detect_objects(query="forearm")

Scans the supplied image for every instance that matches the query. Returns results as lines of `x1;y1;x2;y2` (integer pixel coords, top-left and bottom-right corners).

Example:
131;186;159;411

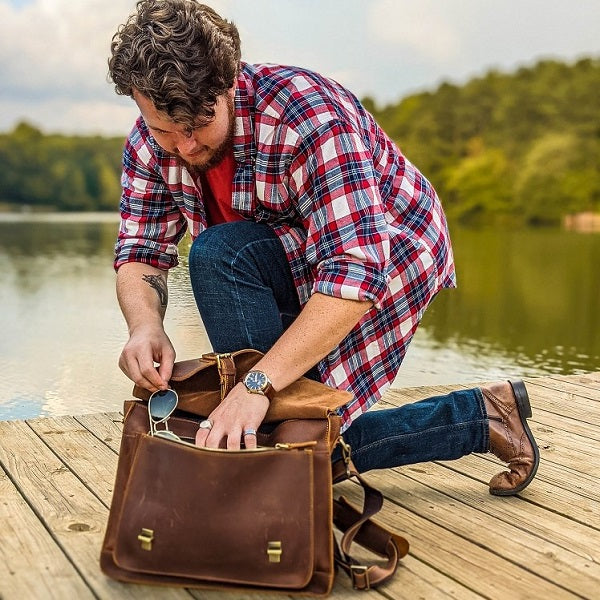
116;262;176;390
116;262;169;332
253;292;372;391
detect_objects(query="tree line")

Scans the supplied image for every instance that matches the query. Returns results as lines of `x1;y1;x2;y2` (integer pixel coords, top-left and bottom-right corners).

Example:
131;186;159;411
1;57;598;223
0;123;123;212
365;57;599;224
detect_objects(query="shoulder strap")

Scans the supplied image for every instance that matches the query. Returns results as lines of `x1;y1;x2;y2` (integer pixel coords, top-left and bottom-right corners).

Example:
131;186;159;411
332;453;409;590
200;352;236;400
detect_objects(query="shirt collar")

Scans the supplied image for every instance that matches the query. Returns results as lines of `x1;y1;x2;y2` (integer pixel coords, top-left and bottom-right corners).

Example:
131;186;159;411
233;62;256;164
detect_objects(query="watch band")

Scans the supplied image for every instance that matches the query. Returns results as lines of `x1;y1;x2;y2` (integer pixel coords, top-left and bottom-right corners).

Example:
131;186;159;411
259;380;275;401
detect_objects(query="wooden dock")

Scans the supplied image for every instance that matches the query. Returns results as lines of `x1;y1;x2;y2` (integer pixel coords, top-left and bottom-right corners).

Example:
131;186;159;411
1;372;599;599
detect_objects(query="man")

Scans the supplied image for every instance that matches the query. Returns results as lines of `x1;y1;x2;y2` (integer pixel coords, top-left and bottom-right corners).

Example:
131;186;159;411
109;0;538;495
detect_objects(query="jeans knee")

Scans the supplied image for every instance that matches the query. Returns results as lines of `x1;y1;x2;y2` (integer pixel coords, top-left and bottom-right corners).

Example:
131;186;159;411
189;225;225;268
189;222;275;268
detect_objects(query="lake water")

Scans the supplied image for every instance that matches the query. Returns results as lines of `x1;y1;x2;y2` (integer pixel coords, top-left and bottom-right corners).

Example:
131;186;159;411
0;213;598;421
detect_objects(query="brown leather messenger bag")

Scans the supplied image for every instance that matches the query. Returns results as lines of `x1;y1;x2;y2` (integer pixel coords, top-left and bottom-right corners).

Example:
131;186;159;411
100;349;409;595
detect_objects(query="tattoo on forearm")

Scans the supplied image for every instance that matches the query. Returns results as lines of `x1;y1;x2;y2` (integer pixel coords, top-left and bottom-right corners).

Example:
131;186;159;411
142;274;168;307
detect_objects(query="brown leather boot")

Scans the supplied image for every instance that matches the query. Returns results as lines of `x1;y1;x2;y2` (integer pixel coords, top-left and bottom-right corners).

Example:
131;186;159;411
481;380;540;496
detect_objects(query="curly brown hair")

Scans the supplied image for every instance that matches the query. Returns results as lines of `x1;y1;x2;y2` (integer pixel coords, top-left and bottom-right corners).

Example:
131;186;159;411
108;0;241;126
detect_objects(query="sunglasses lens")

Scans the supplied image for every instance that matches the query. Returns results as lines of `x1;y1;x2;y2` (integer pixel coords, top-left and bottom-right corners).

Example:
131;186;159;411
149;389;178;420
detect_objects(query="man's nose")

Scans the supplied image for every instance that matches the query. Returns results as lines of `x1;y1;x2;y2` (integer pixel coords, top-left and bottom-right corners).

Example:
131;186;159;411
175;132;199;154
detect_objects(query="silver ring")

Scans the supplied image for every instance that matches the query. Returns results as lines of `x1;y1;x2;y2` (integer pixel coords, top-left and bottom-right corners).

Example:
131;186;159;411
198;419;213;431
243;428;257;436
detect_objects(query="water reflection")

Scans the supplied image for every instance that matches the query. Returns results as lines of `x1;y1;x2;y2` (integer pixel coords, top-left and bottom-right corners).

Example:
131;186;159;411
420;226;600;376
0;216;598;420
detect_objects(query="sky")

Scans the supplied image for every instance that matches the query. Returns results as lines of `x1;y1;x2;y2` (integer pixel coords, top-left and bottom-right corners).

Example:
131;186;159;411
1;0;598;136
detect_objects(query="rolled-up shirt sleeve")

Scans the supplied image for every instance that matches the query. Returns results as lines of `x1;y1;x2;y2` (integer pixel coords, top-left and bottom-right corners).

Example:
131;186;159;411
114;131;187;271
289;120;390;308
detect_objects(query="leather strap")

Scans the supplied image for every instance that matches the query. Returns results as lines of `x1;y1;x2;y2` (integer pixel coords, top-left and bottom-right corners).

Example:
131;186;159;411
201;353;237;400
332;458;409;590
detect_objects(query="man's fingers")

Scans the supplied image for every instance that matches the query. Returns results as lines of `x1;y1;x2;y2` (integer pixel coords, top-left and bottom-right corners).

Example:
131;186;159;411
140;363;167;390
243;429;258;449
119;356;157;391
195;424;259;451
225;427;243;450
157;359;174;388
195;427;209;447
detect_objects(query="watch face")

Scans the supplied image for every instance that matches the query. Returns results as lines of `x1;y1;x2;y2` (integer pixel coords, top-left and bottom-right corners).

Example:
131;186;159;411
245;371;268;392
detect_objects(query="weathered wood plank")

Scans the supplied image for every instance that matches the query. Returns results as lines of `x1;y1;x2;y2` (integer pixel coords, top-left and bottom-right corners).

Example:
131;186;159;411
0;464;95;600
526;407;600;442
526;382;600;424
549;372;600;389
438;453;600;522
0;420;193;600
335;480;580;600
392;462;600;562
28;416;120;507
530;422;600;476
359;471;599;599
528;375;600;401
75;412;123;453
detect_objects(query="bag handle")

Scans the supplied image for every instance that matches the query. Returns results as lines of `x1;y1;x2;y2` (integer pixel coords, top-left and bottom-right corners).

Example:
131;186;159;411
200;352;236;401
332;441;409;590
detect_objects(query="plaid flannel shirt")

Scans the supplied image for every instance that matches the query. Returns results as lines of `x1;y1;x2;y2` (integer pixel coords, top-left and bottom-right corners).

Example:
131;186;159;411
115;62;456;430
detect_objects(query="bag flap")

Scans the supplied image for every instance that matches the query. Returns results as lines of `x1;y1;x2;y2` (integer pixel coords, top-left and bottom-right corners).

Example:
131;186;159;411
113;434;316;589
132;349;263;398
132;348;352;422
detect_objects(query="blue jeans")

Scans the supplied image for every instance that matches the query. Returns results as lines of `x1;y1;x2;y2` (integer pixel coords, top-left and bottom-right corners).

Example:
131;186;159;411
189;221;489;473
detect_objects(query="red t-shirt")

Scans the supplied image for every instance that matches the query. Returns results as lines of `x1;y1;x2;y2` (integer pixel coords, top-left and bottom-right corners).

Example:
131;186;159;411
200;150;243;226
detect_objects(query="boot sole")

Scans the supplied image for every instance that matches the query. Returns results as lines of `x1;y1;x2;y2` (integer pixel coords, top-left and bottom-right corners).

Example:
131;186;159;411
489;379;540;496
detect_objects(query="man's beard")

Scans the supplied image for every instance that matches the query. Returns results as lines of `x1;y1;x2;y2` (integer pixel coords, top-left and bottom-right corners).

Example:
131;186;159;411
174;96;235;173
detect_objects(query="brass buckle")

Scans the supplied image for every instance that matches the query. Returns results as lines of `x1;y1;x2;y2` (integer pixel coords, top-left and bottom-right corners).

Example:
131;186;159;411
215;352;231;371
350;564;370;590
216;353;232;399
201;352;233;399
201;352;231;376
201;351;232;365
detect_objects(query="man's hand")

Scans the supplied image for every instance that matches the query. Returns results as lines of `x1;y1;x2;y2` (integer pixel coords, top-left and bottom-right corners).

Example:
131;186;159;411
118;323;175;391
195;382;269;450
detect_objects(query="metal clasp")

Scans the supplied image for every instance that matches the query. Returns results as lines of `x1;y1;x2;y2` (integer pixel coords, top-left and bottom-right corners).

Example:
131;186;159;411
350;564;370;590
267;541;282;563
137;528;154;551
338;437;353;478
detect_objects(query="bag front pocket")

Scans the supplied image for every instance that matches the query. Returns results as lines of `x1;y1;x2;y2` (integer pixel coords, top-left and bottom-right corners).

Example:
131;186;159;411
113;435;316;589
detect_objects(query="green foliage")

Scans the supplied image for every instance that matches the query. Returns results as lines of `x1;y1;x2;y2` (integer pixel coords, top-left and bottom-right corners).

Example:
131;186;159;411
370;57;600;225
444;146;512;222
0;124;124;212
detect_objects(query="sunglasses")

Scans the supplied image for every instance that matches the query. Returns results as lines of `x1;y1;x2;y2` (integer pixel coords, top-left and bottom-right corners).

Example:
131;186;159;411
148;388;182;441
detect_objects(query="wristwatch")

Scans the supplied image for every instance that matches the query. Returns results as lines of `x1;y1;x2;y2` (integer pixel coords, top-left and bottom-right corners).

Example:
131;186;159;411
242;370;275;401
